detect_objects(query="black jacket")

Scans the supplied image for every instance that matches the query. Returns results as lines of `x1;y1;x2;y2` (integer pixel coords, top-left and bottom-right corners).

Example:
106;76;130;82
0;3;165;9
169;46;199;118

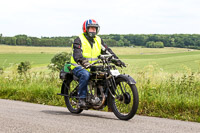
72;34;118;64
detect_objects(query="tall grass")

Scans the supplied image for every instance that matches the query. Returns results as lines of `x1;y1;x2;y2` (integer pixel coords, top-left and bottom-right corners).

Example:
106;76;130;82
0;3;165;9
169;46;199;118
0;65;200;122
124;65;200;122
0;69;64;106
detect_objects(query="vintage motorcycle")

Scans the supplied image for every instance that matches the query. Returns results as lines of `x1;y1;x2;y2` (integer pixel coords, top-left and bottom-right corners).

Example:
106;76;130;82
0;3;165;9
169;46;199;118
58;54;139;120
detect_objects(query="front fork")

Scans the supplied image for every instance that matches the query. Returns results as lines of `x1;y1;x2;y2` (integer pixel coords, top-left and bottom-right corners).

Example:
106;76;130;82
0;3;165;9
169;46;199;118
105;76;118;99
106;75;131;99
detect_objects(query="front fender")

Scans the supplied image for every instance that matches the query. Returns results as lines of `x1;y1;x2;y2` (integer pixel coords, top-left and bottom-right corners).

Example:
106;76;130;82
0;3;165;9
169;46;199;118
115;74;136;84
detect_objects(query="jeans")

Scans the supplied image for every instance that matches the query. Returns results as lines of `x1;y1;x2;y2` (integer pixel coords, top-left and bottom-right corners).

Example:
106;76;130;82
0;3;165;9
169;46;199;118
72;66;90;98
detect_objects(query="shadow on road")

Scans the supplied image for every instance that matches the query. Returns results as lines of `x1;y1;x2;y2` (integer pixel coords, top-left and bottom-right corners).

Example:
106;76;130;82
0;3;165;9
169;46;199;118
41;110;118;120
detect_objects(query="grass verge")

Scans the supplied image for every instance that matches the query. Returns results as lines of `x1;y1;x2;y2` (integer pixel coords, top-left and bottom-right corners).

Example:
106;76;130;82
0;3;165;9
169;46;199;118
0;65;199;122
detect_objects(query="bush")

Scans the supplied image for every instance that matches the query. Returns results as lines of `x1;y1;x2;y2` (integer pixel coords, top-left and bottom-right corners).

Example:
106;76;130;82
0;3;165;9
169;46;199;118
48;52;71;72
155;41;164;48
17;61;31;75
146;41;164;48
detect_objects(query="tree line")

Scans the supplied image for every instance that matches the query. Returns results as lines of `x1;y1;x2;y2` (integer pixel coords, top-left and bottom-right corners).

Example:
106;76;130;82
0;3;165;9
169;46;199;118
0;33;200;49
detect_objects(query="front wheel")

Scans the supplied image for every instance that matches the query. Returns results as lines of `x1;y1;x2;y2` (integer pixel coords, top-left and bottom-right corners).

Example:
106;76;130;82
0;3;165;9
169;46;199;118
109;77;139;120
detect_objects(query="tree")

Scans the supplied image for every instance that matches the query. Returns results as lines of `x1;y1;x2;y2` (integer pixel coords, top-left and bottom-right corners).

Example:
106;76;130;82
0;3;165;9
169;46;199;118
104;39;117;46
170;38;175;47
117;40;124;46
122;38;131;46
26;37;32;46
112;34;121;41
30;37;40;46
15;35;28;45
48;52;71;72
146;41;155;48
1;33;200;49
155;41;164;48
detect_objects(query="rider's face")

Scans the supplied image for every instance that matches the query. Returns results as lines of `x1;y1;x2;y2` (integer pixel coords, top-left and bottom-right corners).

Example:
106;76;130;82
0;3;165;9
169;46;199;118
88;27;96;32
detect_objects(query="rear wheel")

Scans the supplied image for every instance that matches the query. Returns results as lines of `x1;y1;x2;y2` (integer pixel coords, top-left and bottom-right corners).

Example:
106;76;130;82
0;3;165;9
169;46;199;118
63;80;83;114
109;77;139;120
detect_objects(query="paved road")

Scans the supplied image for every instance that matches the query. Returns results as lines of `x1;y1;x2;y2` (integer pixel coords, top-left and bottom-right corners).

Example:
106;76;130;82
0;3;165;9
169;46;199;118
0;99;199;133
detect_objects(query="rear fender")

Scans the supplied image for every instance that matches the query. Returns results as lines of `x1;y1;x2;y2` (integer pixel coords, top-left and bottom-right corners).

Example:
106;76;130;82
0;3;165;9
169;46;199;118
61;81;67;94
60;71;73;94
60;70;73;80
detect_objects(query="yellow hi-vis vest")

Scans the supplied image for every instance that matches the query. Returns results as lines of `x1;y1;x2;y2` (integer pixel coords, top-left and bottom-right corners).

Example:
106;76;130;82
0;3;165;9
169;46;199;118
70;33;101;71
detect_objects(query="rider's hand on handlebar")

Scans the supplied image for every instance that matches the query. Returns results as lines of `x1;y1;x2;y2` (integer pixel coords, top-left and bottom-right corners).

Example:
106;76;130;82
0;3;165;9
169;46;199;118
81;60;91;69
117;60;126;67
112;59;126;67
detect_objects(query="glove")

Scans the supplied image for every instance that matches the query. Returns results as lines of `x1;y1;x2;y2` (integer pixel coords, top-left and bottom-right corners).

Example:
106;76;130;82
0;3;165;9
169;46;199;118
117;60;126;67
112;59;126;67
81;60;91;69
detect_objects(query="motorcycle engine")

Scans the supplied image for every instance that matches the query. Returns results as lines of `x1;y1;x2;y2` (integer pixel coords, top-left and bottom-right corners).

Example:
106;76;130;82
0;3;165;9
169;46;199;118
91;97;101;104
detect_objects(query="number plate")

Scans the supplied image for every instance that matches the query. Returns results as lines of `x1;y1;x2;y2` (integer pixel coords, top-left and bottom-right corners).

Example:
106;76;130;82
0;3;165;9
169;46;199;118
110;70;120;76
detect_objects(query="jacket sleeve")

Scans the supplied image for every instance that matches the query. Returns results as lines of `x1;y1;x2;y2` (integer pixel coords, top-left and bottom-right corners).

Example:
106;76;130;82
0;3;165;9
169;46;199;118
72;37;86;64
101;39;119;59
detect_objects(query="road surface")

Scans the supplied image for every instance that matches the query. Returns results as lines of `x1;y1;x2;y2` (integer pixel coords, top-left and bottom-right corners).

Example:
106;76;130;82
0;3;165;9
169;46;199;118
0;99;199;133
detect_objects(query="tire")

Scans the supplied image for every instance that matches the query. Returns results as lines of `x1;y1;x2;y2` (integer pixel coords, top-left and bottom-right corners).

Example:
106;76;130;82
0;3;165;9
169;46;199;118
63;80;83;114
109;77;139;120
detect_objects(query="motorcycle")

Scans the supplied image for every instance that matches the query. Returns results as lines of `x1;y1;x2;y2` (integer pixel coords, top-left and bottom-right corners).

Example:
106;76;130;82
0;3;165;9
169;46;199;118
58;54;139;120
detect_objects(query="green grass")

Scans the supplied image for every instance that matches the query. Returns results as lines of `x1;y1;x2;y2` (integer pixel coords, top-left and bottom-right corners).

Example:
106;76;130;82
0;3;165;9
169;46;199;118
1;45;200;73
0;45;200;122
135;70;200;122
0;53;54;68
119;51;200;59
0;44;71;54
122;51;200;73
0;68;199;122
0;72;65;106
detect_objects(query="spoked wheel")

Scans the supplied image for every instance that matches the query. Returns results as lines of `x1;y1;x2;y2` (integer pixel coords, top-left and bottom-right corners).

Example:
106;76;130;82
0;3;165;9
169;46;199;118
109;77;139;120
63;80;83;114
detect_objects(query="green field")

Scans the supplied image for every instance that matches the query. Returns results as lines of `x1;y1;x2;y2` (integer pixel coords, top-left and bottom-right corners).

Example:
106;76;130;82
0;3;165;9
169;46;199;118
0;53;54;67
0;45;200;122
0;45;200;73
0;45;69;68
121;51;200;73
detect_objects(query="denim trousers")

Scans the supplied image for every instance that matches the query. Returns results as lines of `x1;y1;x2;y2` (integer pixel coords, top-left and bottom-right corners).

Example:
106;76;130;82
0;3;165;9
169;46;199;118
72;66;90;98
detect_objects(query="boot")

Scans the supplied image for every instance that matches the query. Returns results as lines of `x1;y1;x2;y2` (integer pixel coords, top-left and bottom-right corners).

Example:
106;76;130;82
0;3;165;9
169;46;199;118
78;98;86;108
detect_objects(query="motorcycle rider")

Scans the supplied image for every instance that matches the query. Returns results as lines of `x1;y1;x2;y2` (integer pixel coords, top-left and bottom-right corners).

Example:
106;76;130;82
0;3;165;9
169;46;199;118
70;19;125;108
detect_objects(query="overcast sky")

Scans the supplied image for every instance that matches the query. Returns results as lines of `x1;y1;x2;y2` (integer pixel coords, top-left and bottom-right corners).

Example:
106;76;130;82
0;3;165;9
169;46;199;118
1;0;200;37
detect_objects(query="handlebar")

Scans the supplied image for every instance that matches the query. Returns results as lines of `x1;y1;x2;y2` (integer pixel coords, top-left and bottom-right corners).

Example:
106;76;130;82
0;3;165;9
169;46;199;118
85;54;126;68
85;60;101;69
98;54;113;60
85;54;113;69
